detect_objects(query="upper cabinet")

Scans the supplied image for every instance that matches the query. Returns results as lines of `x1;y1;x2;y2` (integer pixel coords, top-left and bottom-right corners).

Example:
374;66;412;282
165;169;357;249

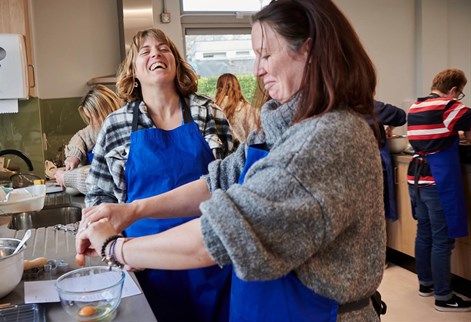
0;0;36;97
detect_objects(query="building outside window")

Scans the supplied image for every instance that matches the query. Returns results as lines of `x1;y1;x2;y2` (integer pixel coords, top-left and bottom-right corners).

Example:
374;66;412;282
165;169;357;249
181;0;270;103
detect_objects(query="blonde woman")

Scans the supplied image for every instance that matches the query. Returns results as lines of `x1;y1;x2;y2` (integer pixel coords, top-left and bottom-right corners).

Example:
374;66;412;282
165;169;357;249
54;85;122;194
215;73;259;144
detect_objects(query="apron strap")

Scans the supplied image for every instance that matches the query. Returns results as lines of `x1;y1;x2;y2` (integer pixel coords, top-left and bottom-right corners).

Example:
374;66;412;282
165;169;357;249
411;155;426;201
181;96;193;124
132;97;192;131
131;101;141;132
338;296;371;314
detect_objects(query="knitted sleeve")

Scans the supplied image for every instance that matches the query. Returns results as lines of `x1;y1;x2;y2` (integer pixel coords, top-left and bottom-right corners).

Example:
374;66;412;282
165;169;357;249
63;166;90;195
65;126;97;163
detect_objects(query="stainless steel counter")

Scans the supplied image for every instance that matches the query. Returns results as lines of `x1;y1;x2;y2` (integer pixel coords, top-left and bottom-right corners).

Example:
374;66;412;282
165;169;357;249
0;193;157;321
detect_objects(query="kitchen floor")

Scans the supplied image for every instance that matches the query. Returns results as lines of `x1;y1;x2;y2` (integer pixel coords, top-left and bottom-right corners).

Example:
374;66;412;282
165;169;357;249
378;263;471;322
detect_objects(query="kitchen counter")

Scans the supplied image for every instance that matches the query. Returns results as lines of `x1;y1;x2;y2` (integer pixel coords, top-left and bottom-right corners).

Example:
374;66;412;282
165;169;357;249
0;193;157;322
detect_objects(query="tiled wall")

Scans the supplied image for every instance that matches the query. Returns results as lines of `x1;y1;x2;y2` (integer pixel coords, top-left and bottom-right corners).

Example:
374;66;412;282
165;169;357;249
0;97;84;178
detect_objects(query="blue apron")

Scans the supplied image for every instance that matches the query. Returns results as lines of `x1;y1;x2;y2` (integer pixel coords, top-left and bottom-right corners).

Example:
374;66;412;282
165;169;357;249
380;144;398;220
124;100;231;322
425;139;468;238
231;145;338;322
87;151;94;164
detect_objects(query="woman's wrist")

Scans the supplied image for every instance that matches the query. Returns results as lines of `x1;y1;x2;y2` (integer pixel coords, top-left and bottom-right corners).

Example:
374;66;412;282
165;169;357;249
130;199;146;221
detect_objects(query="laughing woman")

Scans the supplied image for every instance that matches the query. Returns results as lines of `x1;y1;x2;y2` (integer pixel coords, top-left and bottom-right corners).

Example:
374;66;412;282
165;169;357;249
84;28;233;322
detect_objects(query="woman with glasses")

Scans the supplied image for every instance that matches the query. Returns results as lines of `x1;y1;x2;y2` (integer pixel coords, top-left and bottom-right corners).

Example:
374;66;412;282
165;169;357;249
407;68;471;312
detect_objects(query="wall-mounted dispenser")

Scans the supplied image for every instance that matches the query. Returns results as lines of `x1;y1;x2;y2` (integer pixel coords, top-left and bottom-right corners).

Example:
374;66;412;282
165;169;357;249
0;34;28;99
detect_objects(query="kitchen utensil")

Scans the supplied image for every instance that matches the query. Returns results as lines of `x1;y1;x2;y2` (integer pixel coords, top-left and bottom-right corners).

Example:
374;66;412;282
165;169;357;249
386;135;408;154
12;229;31;255
55;266;125;321
0;238;26;298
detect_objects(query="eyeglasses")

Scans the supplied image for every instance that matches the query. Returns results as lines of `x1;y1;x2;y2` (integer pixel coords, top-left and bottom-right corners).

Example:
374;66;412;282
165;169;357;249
457;91;466;100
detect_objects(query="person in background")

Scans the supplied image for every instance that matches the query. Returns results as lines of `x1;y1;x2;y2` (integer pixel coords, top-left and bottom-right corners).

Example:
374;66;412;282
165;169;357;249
54;85;122;194
215;73;259;145
374;100;406;221
84;28;233;322
407;68;471;312
77;1;386;321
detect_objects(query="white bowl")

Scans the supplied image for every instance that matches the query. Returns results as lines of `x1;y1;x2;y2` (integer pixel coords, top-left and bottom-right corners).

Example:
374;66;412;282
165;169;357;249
387;135;409;154
55;266;125;321
0;238;25;298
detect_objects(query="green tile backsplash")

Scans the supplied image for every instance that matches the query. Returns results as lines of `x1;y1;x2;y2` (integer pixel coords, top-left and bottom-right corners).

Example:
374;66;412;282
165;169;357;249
0;97;84;178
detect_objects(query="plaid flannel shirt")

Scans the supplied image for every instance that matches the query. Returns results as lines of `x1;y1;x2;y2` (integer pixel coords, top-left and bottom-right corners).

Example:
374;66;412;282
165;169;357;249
85;93;233;206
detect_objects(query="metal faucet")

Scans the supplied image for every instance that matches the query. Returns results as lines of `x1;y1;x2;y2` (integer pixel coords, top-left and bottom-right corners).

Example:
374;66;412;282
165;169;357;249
0;149;34;171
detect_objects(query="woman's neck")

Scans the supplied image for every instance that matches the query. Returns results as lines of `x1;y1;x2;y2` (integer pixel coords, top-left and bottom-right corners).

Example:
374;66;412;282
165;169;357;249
141;86;182;129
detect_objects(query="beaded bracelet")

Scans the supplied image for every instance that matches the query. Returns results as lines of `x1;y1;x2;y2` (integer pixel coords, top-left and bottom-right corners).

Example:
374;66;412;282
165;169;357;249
100;235;122;270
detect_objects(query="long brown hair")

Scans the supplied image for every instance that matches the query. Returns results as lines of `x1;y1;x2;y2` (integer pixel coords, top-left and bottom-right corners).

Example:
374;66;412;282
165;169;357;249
116;28;198;103
215;73;250;121
253;0;377;125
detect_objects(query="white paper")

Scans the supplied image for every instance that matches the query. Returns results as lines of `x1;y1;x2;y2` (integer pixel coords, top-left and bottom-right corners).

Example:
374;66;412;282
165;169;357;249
0;99;18;113
24;271;142;304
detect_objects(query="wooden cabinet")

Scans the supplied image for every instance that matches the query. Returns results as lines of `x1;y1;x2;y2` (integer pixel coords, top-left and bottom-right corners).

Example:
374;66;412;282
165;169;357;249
386;160;416;257
0;0;36;97
388;155;471;280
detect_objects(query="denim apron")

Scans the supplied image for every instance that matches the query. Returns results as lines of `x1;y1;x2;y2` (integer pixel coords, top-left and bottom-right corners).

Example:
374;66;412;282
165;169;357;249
380;144;398;220
231;144;338;322
425;139;468;238
124;99;231;322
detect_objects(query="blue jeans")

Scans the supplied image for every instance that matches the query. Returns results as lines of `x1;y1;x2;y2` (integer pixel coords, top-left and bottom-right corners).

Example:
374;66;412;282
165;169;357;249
409;185;455;300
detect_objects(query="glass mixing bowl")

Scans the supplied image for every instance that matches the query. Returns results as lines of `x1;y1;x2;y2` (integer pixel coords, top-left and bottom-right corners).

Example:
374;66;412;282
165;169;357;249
55;266;125;321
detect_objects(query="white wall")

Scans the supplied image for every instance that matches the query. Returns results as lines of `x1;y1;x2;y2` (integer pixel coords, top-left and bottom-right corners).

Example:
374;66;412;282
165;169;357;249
336;0;416;110
29;0;121;99
29;0;471;109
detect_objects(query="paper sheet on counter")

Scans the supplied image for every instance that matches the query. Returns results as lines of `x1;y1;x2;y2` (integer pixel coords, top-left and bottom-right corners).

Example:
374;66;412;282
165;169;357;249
24;270;142;304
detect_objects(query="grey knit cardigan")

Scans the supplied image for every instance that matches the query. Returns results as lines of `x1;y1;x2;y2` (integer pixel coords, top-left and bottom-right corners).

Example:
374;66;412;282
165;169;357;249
201;98;386;321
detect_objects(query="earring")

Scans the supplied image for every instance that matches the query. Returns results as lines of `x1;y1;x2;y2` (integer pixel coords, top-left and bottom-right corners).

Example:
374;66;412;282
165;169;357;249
134;81;138;88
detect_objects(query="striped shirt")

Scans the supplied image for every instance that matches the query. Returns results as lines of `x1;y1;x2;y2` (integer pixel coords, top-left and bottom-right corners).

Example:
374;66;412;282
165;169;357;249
406;94;471;185
85;93;234;206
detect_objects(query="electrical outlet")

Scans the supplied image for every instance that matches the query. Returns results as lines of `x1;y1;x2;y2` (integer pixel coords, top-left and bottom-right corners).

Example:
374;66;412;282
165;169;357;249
160;12;171;23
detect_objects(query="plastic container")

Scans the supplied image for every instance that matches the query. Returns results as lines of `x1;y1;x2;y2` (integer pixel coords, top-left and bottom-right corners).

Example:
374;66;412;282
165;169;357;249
0;184;46;215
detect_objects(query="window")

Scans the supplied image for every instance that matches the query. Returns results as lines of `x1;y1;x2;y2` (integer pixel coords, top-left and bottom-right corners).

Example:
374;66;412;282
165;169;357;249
181;1;271;103
181;0;270;13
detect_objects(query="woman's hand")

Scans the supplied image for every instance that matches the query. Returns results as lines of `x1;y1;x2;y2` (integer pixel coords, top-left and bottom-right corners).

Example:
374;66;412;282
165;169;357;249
75;218;119;265
64;156;80;170
81;203;137;233
54;169;66;188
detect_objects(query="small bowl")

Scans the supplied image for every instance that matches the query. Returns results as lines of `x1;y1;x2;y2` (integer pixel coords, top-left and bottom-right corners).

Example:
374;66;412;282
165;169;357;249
55;266;125;321
0;238;25;298
387;135;409;154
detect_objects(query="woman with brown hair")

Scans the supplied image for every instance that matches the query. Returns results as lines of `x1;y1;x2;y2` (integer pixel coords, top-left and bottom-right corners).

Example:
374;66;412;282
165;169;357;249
78;1;385;321
215;73;259;144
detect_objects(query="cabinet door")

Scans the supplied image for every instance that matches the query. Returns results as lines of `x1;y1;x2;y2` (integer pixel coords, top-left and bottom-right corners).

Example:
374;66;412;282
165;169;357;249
0;0;35;97
387;161;416;257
